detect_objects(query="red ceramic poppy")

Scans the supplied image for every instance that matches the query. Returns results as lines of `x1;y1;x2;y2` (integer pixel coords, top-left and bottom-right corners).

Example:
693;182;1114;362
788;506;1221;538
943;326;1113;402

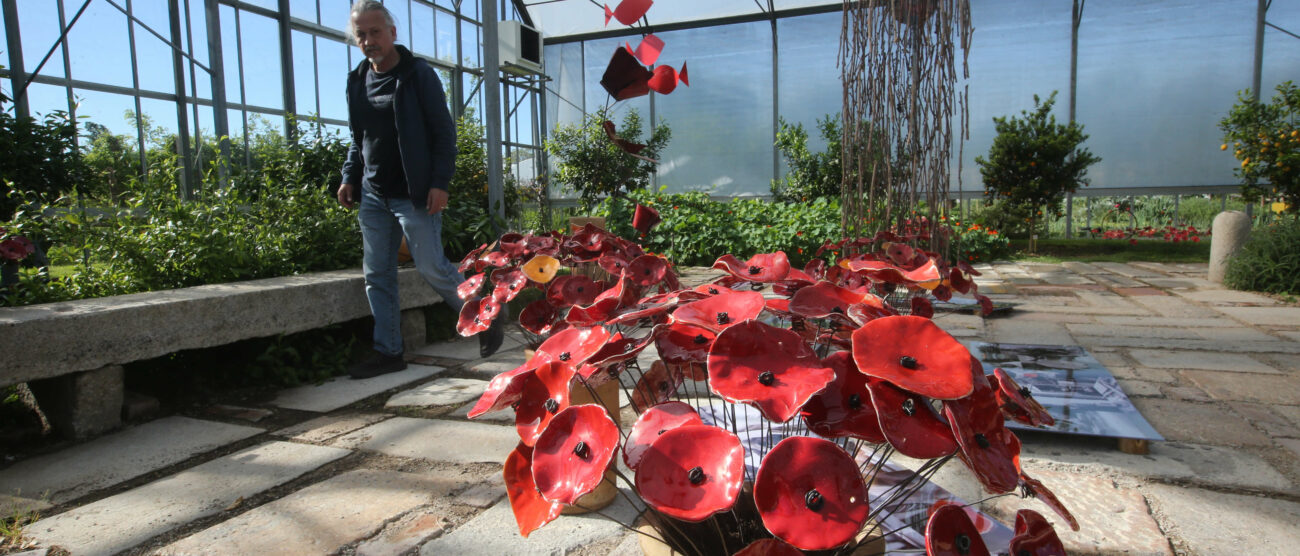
514;361;577;446
843;257;942;290
531;404;620;505
535;326;613;370
603;120;650;157
654;322;716;366
845;297;898;327
707;320;834;423
623;401;704;469
458;243;489;273
477;296;503;326
498;232;527;258
607;296;680;326
990;368;1055;427
581;329;657;377
633;203;662;235
525;234;560;257
597;252;631;277
482;250;511;269
866;378;958;459
801;351;886;443
632;360;684;409
519;298;561;336
1010;509;1068;555
754;436;869;551
491;267;528;304
1019;472;1079;531
636;425;744;522
925;503;992;556
566;275;634;325
712;252;791;283
466;358;545;418
457;273;486;301
548;275;604;308
457;297;491;336
949;266;975;295
851;315;974;400
672;290;766;332
884;242;915;266
789;280;877;326
627;254;669;287
568;224;614;260
733;538;804;556
504;443;564;537
943;389;1022;494
911;295;935;318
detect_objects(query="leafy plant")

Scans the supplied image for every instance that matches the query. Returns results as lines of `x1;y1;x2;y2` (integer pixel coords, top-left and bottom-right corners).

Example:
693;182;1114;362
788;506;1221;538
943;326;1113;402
975;92;1100;235
0;76;84;221
545;108;670;211
771;115;844;202
1224;215;1300;295
1219;81;1300;213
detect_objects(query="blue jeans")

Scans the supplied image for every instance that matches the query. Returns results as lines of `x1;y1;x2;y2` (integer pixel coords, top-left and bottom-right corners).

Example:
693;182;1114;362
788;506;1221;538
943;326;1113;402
359;188;465;356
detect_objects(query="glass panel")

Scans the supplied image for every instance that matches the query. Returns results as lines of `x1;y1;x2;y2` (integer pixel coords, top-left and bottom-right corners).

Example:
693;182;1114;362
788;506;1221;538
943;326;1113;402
1262;2;1300;112
411;1;435;56
64;0;135;86
16;1;64;78
776;11;839;154
461;0;479;23
544;43;584;129
72;89;140;137
385;0;411;44
652;21;774;197
289;0;319;23
316;37;351;122
292;31;319;117
460;18;480;67
435;7;458;62
133;0;176;94
221;5;242;104
26;83;73;121
238;10;284;110
138;97;179;167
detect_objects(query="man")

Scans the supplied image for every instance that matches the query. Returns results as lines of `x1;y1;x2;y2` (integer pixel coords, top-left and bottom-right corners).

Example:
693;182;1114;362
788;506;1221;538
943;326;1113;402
339;1;503;379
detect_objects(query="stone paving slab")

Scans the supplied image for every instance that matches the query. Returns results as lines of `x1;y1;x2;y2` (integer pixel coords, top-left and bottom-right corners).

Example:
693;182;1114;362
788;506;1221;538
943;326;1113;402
1274;404;1300;430
356;507;446;556
1177;289;1281;306
26;441;349;555
420;488;639;556
1015;304;1150;316
1091;262;1165;278
1;494;50;520
332;417;518;464
1092;315;1240;328
1079;335;1300;354
1183;371;1300;405
1020;439;1291;492
159;469;466;556
1127;349;1281;373
1143;483;1300;556
386;378;489;408
987;320;1075;345
270;364;444;412
0;416;262;504
1129;295;1224;318
413;333;525;361
272;413;391;444
1108;366;1178;384
1230;403;1300;438
1129;398;1273;447
449;401;516;423
1215;306;1300;327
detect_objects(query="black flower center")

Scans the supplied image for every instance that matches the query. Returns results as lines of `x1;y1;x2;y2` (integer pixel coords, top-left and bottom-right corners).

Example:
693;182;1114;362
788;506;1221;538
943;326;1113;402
848;393;863;410
544;399;559;414
573;441;590;459
559;352;571;361
693;334;709;344
688;466;706;485
708;287;719;295
1018;551;1031;556
901;398;916;416
658;381;670;393
608;367;620;378
758;371;775;386
716;312;730;325
473;317;481;324
576;286;585;293
899;355;918;369
748;265;762;275
804;489;825;511
956;534;972;554
1019;386;1033;399
975;433;991;449
831;306;844;314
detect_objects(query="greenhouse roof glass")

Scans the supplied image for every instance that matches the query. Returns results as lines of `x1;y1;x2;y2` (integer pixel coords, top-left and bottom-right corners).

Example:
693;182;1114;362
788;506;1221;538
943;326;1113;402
520;0;843;40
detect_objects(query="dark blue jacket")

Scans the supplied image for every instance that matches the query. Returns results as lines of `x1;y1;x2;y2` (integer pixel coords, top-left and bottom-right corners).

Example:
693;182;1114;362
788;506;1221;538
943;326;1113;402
342;45;457;209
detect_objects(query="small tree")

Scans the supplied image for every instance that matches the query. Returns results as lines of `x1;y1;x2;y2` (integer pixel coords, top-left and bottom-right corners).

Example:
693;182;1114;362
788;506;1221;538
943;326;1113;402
976;91;1100;240
1219;81;1299;213
544;108;670;211
772;115;843;202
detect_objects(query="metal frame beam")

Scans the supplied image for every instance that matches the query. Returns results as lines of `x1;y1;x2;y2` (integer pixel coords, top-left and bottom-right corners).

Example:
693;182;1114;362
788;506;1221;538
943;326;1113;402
541;3;842;45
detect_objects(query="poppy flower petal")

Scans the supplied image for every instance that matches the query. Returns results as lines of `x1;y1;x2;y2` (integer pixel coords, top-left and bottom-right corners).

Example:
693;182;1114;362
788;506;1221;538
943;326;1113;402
708;320;835;423
1020;472;1080;531
866;378;959;459
457;297;491;336
514;361;576;446
910;296;935;318
519;298;561;336
754;436;869;551
673;290;766;332
633;203;662;234
991;368;1055;427
548;275;604;308
800;351;886;443
654;322;716;366
522;254;561;284
582;328;658;376
531;404;620;505
624;401;704;469
607;296;680;327
457;273;486;301
636;425;745;522
498;232;527;258
944;402;1022;494
1011;509;1069;555
535;326;613;370
632;360;684;409
733;538;804;556
458;243;489;272
924;503;992;556
482;251;511;268
491;267;528;304
712;252;791;282
851;315;974;400
627;254;669;287
504;444;564;537
467;358;543;418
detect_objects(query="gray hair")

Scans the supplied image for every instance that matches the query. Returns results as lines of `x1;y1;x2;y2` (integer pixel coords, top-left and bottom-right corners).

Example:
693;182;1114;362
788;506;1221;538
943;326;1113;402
349;1;396;42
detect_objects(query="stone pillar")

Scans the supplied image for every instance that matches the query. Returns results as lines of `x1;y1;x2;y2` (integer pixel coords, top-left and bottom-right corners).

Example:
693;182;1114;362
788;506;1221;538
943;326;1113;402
400;307;427;354
1209;211;1253;283
27;365;124;439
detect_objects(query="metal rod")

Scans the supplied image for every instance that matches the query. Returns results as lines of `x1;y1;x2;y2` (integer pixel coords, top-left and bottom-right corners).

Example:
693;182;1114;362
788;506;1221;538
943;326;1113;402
2;0;30;118
1252;0;1266;102
169;0;195;199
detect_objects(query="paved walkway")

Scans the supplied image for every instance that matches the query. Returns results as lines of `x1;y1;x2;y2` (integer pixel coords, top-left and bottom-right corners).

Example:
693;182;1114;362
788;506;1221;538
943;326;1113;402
2;261;1299;555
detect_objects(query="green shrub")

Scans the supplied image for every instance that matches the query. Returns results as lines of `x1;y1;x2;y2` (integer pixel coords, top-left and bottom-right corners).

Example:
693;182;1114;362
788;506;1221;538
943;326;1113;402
1224;216;1300;295
1219;81;1299;212
545;108;670;211
771;116;843;203
948;219;1013;264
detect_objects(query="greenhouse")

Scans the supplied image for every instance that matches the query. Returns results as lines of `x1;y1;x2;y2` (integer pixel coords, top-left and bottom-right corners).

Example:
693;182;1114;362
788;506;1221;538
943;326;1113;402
2;1;1300;555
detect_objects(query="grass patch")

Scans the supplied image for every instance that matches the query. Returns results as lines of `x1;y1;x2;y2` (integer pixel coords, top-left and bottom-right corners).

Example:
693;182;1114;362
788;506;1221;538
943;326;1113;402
1009;239;1210;264
1;497;45;552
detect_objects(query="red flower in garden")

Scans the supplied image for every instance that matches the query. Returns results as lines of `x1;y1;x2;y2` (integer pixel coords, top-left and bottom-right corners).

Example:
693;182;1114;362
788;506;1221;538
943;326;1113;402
1010;509;1068;555
632;360;685;409
490;267;528;303
457;297;492;336
733;539;804;556
467;358;546;418
990;368;1055;427
519;298;561;336
707;320;834;423
654;322;716;367
504;444;563;537
607;296;680;326
632;203;662;235
456;273;486;301
851;316;974;400
925;503;992;556
788;280;887;326
548;275;604;308
754;436;869;551
627;254;669;287
497;232;527;258
535;326;613;370
943;359;1022;494
712;251;791;282
635;425;744;522
866;378;958;459
1019;471;1079;531
458;243;489;273
623;401;704;469
672;289;766;332
800;351;885;443
514;361;576;446
531;405;619;505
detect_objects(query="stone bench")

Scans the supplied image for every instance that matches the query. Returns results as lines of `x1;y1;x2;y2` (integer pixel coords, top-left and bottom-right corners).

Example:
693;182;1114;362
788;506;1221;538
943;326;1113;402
0;268;443;439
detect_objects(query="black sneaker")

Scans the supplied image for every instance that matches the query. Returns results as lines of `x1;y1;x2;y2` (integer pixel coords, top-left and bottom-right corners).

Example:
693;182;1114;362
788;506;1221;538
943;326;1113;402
349;350;407;379
479;316;505;358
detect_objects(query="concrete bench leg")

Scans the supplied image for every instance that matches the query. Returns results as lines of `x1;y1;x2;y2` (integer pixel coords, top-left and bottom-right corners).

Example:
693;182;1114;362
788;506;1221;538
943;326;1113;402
27;365;124;439
401;307;427;354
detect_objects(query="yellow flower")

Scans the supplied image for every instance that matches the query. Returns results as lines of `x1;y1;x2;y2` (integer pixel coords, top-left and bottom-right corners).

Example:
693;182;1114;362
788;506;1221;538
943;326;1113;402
1221;144;1228;151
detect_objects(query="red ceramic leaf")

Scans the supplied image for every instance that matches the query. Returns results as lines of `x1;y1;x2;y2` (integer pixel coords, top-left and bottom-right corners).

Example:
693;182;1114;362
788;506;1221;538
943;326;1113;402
636;425;744;522
943;376;1022;494
1019;472;1080;532
924;503;992;556
911;296;935;319
602;119;650;157
712;252;791;282
467;358;544;418
1011;509;1068;555
519;298;561;336
632;360;684;409
458;243;489;273
655;322;716;366
625;33;665;66
536;326;613;370
632;203;662;234
707;320;835;423
531;404;620;505
624;401;704;469
504;443;564;537
647;64;680;95
608;0;653;26
754;436;869;551
599;46;652;100
457;297;491;336
991;368;1055;427
851;315;974;400
733;538;804;556
866;378;958;459
673;290;766;332
548;275;604;308
514;361;576;446
491;267;528;304
457;273;486;301
800;351;885;443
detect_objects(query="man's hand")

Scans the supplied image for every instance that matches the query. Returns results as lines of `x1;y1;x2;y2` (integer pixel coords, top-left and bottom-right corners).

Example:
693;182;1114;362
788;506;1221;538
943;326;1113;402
427;188;449;215
338;183;357;208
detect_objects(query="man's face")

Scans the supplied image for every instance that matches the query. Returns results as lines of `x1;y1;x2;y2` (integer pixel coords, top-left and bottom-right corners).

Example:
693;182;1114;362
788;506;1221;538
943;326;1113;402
352;10;396;67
